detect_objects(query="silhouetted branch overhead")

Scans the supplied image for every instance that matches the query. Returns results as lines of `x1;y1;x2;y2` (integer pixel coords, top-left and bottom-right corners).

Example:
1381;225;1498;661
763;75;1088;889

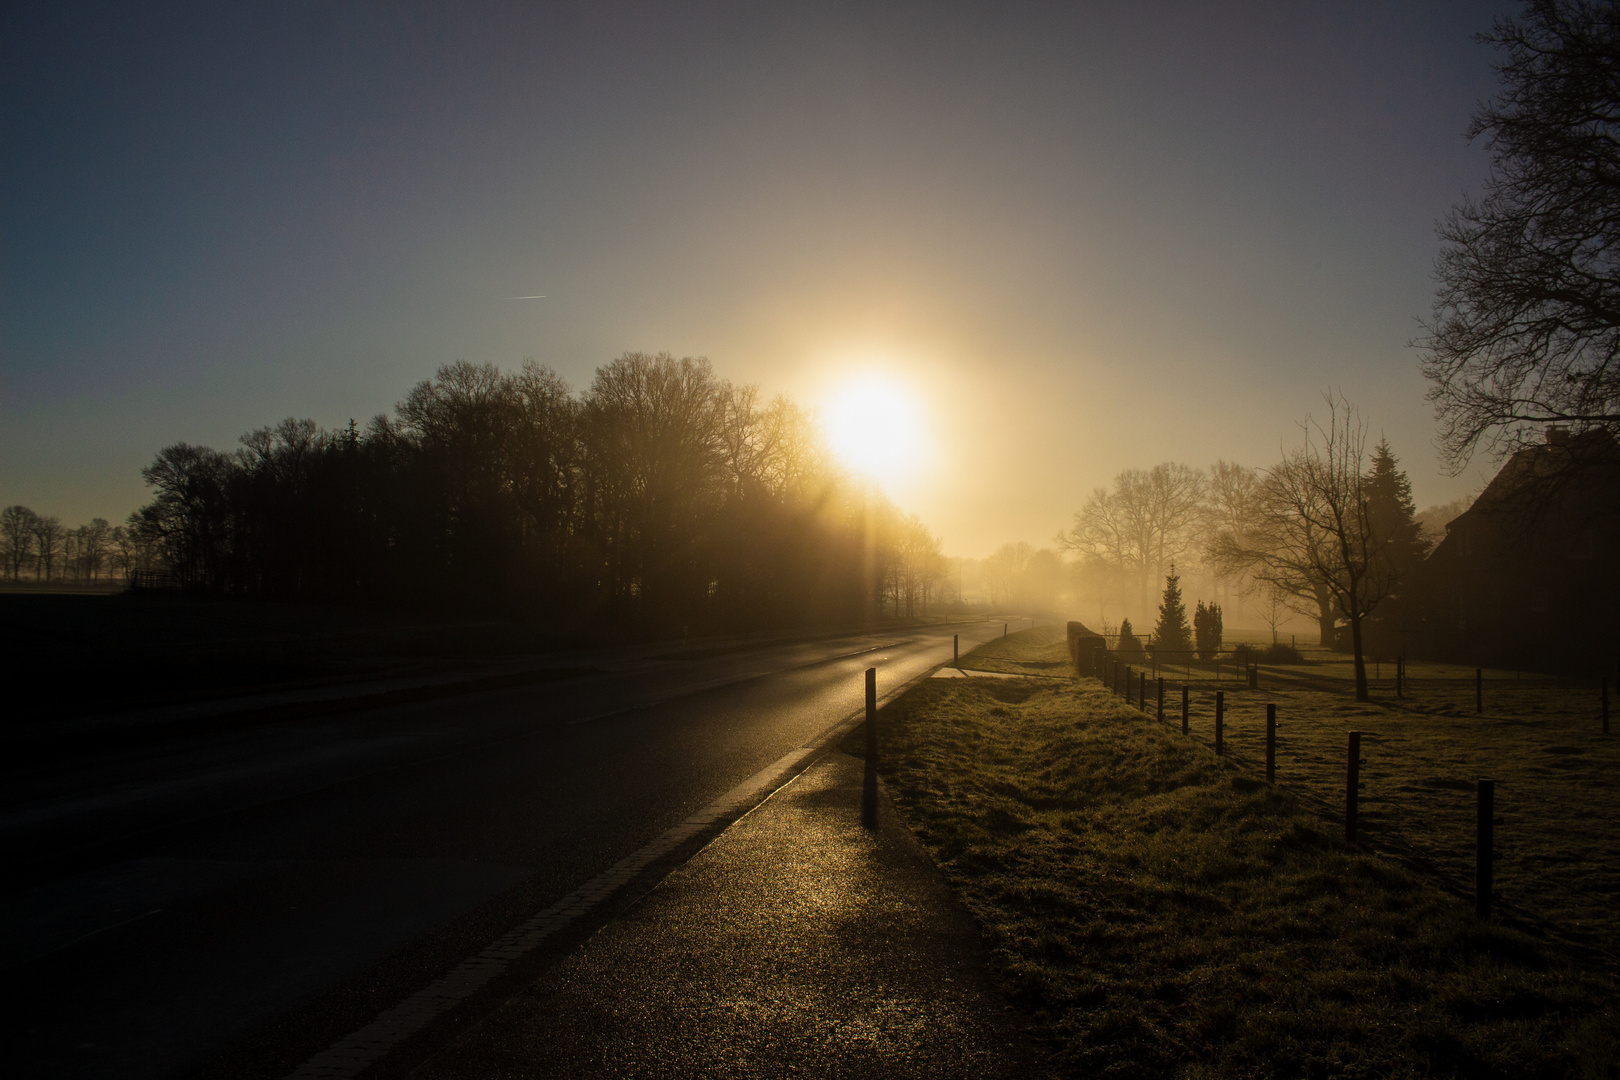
1421;0;1620;469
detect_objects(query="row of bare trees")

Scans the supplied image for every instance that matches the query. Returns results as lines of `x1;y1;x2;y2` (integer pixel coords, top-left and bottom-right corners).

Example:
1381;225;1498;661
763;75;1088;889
121;353;938;631
1062;395;1427;700
0;506;160;584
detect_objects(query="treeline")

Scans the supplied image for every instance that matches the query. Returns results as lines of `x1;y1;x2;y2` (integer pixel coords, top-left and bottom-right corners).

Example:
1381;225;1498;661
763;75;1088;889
0;507;159;584
1060;395;1429;700
110;352;952;630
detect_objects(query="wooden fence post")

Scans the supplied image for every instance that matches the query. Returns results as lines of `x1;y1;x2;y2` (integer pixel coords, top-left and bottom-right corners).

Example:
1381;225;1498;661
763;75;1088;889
1266;703;1276;783
1139;670;1146;710
953;633;959;668
865;667;878;764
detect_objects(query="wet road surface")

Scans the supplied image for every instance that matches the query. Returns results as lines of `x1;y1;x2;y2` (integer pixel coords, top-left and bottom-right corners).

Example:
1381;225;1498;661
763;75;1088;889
2;619;1019;1079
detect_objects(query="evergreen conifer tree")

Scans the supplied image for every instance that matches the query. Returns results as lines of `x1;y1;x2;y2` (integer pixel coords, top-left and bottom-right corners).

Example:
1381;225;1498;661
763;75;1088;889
1364;439;1429;584
1194;600;1224;660
1153;568;1192;657
1117;617;1145;661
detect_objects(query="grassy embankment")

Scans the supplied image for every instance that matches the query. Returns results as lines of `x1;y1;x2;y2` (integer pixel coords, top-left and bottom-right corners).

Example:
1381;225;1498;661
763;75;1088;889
859;627;1619;1078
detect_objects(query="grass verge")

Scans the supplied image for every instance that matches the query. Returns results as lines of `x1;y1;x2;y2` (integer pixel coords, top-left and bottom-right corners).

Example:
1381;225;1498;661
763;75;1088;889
854;631;1620;1078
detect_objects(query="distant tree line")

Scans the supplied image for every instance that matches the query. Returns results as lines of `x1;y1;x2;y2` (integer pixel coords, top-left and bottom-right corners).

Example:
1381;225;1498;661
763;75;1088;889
108;352;944;631
0;505;159;585
1053;393;1427;701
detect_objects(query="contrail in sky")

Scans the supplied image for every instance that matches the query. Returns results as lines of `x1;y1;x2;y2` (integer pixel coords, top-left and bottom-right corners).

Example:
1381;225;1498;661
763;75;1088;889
505;295;547;299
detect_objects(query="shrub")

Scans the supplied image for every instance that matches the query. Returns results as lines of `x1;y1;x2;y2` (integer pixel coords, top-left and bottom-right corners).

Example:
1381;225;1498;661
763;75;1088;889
1262;643;1305;664
1194;601;1223;660
1116;618;1146;662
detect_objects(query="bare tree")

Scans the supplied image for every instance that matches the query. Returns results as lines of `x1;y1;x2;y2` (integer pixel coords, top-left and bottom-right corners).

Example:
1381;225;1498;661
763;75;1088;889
1420;1;1620;469
1202;461;1258;606
1236;397;1394;701
1062;463;1204;611
984;541;1033;610
80;517;110;581
1;505;35;580
32;515;64;582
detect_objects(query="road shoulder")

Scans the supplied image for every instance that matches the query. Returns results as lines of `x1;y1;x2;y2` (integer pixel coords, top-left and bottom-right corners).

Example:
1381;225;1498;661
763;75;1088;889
404;751;1052;1079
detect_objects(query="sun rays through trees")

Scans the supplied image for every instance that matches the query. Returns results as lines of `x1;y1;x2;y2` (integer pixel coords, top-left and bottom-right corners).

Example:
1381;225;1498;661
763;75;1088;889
126;353;933;632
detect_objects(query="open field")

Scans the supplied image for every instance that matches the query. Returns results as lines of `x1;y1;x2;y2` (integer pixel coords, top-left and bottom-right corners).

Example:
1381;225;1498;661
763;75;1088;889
864;632;1620;1077
967;627;1620;957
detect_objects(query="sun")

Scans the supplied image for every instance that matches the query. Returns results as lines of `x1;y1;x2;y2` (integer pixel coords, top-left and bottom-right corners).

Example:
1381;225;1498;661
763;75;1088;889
821;373;927;489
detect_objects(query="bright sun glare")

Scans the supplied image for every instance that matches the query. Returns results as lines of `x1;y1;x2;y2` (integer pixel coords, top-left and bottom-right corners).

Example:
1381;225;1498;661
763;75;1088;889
822;374;926;489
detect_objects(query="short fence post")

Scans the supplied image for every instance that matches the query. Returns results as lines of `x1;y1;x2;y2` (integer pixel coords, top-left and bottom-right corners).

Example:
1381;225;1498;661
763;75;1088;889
1214;691;1225;754
1248;663;1258;690
1181;685;1189;735
1157;677;1165;723
1139;670;1146;709
1346;731;1362;843
863;667;879;830
865;667;878;764
1265;704;1276;783
953;633;959;667
1004;622;1008;637
1476;668;1483;714
1476;778;1496;919
1126;665;1134;705
1602;677;1610;735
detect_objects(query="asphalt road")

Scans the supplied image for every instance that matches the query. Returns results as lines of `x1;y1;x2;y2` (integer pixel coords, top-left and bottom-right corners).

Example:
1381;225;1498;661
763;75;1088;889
2;617;1021;1080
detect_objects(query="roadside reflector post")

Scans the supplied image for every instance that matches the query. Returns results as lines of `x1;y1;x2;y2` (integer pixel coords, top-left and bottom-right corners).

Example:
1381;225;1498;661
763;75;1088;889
862;667;880;830
1346;731;1362;843
1266;704;1276;783
1476;668;1483;714
865;667;877;764
1477;778;1497;919
1157;677;1165;723
1181;685;1189;735
1215;691;1225;754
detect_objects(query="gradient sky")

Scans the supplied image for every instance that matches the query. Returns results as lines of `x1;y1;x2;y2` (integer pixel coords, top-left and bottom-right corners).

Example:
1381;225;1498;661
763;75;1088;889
2;1;1511;558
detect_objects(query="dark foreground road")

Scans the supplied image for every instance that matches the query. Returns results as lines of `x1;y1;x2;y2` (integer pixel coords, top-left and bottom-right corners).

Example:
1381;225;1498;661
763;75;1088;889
2;619;1018;1080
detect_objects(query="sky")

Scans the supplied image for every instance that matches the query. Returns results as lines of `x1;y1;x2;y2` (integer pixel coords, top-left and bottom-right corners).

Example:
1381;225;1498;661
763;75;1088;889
1;1;1513;558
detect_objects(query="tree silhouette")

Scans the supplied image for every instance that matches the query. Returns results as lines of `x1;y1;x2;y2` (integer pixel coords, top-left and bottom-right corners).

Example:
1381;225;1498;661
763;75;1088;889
1152;568;1192;657
1422;0;1620;468
124;353;922;633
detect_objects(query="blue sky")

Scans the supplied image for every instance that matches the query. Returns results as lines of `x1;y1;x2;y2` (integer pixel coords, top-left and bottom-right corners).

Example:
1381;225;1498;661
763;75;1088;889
1;1;1509;555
